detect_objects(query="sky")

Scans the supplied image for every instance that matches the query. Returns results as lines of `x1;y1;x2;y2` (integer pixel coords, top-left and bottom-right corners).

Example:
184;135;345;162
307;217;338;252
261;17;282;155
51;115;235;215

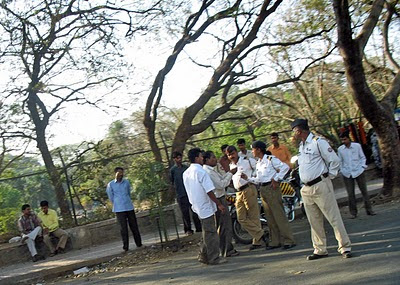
48;50;212;148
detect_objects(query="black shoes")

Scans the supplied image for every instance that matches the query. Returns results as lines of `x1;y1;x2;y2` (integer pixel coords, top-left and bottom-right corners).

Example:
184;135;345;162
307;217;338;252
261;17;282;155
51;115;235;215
32;254;45;262
306;253;328;261
342;251;352;258
282;244;296;250
249;244;263;251
266;245;281;250
57;248;66;254
367;210;376;216
226;249;240;257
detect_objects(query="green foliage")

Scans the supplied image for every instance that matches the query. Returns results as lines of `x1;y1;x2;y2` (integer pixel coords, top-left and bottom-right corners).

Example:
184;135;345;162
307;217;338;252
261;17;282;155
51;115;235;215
0;184;23;208
131;154;169;207
0;208;20;235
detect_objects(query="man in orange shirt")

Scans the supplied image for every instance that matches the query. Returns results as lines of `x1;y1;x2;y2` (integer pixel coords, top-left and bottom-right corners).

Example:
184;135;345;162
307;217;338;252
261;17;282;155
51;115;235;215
267;132;292;168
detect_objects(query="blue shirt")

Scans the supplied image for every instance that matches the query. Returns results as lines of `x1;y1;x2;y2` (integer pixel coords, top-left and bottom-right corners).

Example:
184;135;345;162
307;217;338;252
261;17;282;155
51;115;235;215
106;179;134;212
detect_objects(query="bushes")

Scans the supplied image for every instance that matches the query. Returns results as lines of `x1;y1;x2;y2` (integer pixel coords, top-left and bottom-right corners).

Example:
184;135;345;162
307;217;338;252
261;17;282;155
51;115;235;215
0;208;20;236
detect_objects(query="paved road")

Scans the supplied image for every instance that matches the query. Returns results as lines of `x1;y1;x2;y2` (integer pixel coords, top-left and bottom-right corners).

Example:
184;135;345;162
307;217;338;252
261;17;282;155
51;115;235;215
0;177;397;285
50;197;400;285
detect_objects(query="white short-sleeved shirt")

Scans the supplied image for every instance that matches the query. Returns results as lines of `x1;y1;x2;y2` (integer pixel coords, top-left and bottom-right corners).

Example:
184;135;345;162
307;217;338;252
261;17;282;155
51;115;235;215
298;133;340;184
230;156;257;190
338;142;367;178
248;154;289;184
183;163;216;219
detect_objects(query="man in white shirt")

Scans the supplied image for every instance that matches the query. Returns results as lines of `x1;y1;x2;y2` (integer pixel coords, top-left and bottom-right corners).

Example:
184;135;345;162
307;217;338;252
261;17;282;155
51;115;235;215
203;151;239;258
226;145;265;250
183;148;227;265
237;138;254;159
243;141;296;250
338;132;375;218
291;118;352;260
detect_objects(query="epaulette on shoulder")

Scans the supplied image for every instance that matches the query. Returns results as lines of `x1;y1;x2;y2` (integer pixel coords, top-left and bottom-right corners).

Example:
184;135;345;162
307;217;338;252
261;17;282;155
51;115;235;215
312;136;320;141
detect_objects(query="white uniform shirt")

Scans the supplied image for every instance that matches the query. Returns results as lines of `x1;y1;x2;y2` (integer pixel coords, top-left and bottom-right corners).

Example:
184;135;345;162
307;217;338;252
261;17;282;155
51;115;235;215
338;142;367;178
248;154;289;184
230;156;257;190
238;150;254;159
298;133;340;184
182;163;216;219
203;165;233;198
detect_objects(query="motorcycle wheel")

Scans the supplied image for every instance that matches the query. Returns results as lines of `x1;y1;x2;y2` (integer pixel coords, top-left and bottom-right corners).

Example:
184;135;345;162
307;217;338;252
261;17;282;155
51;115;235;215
282;198;295;222
232;218;253;245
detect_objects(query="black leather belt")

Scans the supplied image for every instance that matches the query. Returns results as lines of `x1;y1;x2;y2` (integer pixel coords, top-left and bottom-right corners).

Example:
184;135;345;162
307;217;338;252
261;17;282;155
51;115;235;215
259;181;271;186
238;184;250;191
305;173;329;187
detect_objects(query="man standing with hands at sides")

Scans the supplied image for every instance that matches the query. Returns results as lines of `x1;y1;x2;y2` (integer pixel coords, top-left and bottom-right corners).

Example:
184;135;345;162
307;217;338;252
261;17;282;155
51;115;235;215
226;145;265;251
242;141;296;250
170;151;202;236
291;119;352;260
203;151;239;258
267;132;292;168
106;167;142;253
338;132;375;218
183;148;227;265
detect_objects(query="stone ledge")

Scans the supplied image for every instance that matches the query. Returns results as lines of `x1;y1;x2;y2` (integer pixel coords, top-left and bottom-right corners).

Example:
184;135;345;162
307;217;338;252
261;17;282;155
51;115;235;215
0;204;180;268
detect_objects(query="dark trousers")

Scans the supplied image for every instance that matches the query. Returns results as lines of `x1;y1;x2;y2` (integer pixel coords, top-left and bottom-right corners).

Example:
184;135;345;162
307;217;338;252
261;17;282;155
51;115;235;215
199;215;220;264
215;196;234;256
116;210;142;250
177;196;202;233
343;172;372;216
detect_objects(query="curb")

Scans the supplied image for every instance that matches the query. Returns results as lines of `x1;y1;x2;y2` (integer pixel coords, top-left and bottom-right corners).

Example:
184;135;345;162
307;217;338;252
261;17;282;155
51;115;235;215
0;253;122;285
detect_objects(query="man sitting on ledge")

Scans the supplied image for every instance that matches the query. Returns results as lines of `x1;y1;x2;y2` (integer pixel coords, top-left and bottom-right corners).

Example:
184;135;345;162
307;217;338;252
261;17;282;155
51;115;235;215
18;204;45;262
38;200;69;256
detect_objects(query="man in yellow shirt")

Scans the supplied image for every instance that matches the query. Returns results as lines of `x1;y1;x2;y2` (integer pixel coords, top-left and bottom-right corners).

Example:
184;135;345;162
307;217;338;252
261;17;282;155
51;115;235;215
267;132;292;168
38;200;69;256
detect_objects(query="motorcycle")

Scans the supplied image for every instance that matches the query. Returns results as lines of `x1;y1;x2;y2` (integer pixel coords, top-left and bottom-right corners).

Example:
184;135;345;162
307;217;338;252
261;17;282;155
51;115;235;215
280;156;306;222
227;157;305;244
226;192;268;245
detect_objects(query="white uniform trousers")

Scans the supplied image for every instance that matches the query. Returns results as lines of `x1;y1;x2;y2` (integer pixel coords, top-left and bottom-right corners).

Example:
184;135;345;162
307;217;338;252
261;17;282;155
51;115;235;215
301;177;351;255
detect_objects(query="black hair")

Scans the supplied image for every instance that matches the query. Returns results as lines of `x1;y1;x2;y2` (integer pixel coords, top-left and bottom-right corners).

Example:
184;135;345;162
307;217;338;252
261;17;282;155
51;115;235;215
339;131;350;139
270;132;279;137
21;204;30;211
237;138;245;145
40;200;49;207
220;144;229;152
172;151;182;159
188;148;202;163
226;145;237;153
251;140;268;154
203;151;214;164
114;167;124;173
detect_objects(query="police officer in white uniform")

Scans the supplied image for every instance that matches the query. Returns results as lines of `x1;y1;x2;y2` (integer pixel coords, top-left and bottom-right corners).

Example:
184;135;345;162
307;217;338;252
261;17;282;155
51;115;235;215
291;119;352;260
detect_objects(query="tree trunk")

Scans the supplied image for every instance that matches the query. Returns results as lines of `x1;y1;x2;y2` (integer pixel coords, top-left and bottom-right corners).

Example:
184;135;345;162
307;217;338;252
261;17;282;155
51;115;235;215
333;0;400;197
37;134;73;224
27;91;72;224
